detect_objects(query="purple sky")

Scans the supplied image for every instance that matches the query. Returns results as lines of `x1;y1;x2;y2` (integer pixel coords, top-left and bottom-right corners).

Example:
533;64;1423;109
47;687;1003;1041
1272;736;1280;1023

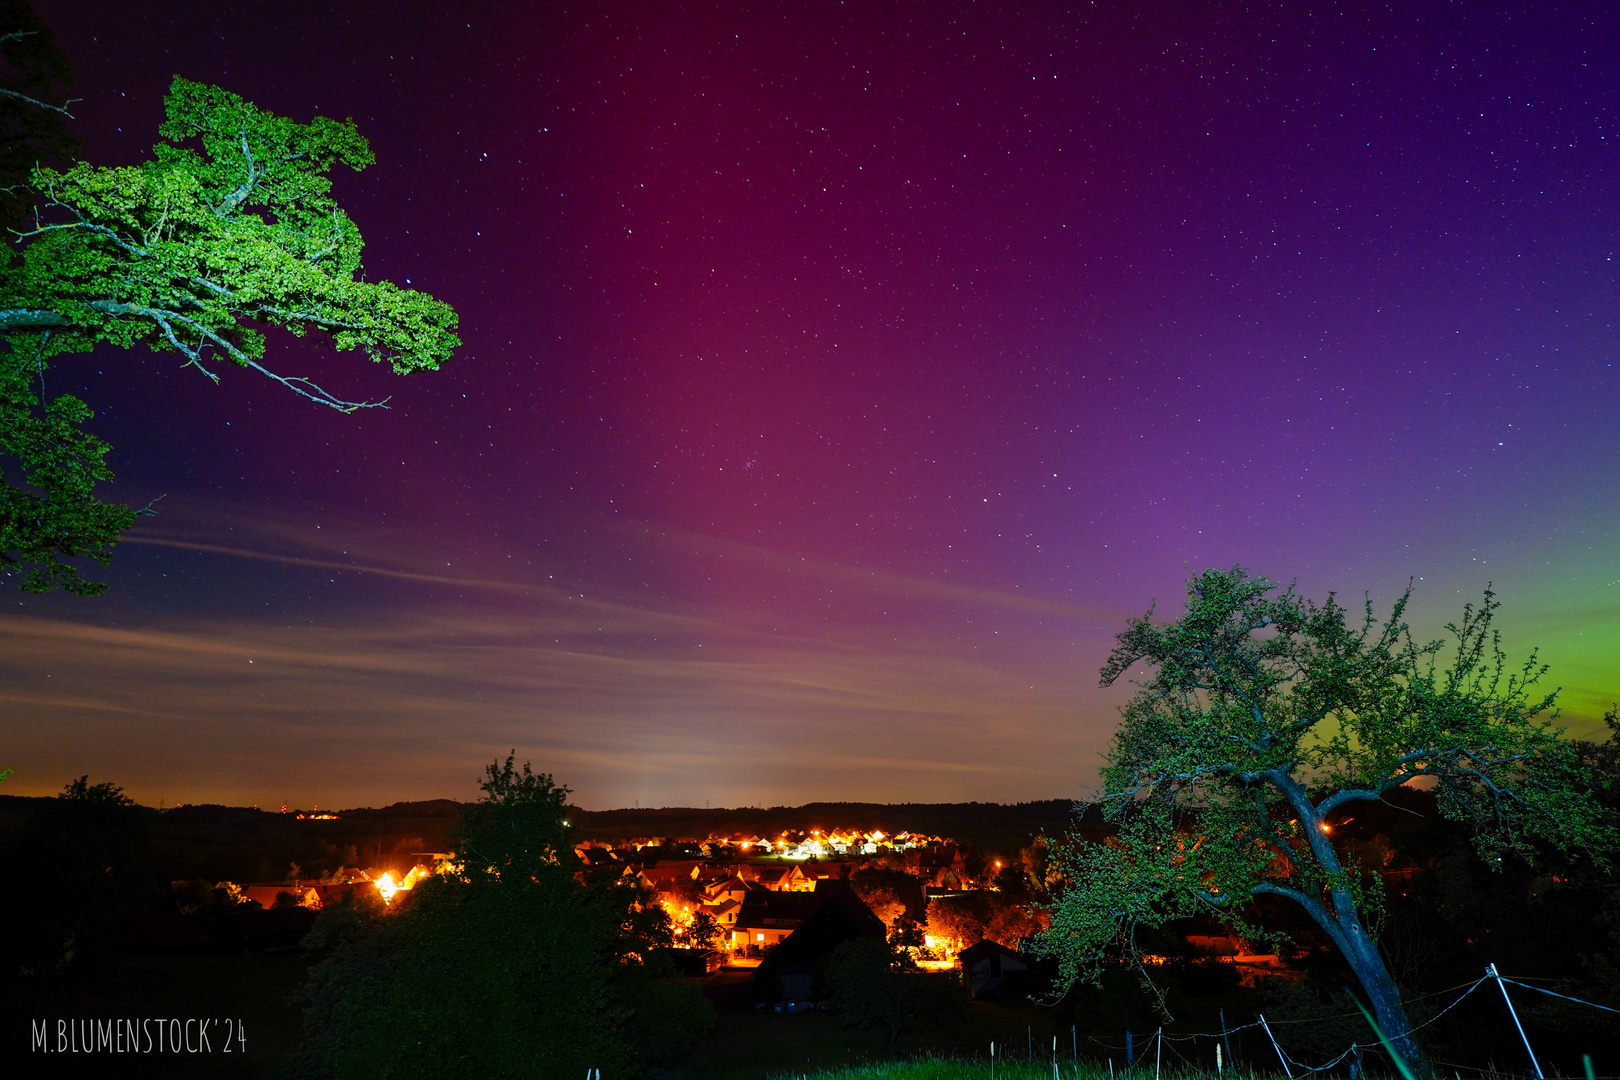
5;0;1619;809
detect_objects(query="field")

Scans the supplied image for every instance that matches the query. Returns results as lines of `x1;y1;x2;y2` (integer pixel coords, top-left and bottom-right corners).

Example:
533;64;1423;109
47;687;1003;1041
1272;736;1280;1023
673;980;1233;1080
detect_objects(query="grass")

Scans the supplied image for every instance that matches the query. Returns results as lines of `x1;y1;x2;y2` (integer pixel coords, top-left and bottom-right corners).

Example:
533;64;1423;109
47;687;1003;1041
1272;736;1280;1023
766;1063;1266;1080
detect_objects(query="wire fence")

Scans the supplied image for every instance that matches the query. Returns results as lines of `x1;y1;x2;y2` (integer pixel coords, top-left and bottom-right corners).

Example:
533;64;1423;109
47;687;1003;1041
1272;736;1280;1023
969;966;1620;1079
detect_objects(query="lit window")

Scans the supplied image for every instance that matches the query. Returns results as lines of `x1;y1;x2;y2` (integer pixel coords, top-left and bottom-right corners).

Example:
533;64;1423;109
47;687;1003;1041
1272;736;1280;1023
757;933;765;942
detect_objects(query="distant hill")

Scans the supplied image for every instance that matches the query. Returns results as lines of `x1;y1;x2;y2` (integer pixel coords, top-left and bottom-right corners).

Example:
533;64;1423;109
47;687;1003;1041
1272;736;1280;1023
567;799;1079;857
1;792;1084;877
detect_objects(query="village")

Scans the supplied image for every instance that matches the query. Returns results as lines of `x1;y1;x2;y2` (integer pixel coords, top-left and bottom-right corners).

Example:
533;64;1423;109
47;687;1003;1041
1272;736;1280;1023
201;822;1064;1002
577;829;978;963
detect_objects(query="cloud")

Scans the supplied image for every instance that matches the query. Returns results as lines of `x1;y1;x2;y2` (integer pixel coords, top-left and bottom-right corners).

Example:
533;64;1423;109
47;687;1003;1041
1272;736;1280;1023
0;603;1115;809
3;501;1126;808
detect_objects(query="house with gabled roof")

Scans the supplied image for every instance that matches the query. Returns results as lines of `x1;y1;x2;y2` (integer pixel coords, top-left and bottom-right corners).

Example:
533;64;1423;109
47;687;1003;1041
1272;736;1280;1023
730;888;826;951
753;864;814;892
754;882;888;1003
703;874;752;905
703;897;743;934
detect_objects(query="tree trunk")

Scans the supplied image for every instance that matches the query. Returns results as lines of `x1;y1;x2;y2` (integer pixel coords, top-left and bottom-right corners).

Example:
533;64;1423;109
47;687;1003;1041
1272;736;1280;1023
1328;909;1429;1075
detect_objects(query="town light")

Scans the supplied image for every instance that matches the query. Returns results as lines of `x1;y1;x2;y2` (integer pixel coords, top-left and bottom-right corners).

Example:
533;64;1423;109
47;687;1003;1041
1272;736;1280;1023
376;871;398;903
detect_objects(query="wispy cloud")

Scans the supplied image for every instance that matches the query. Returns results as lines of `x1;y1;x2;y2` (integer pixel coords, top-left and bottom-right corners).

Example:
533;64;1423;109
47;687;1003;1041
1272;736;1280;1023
3;502;1126;808
1;604;1116;809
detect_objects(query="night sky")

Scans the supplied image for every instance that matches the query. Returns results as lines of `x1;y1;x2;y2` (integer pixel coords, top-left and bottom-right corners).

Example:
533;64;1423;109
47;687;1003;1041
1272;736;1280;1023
5;0;1618;810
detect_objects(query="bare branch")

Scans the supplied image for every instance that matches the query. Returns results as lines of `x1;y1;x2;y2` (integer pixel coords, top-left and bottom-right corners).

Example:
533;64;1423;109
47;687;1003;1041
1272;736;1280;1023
80;300;388;412
0;85;78;118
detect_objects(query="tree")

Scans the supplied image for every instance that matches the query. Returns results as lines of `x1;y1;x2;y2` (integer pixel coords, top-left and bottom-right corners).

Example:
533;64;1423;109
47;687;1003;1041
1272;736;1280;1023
0;775;159;977
825;937;963;1049
1;2;76;225
0;74;458;594
1036;567;1615;1074
682;908;721;949
296;756;711;1079
849;864;914;929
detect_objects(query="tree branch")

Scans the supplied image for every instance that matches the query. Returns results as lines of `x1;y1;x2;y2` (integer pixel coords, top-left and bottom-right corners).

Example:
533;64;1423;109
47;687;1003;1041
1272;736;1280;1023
0;308;73;330
82;301;387;412
0;85;78;118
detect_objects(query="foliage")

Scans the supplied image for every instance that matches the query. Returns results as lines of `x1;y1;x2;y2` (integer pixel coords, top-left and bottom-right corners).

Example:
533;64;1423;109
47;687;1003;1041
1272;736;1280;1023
824;937;964;1049
924;891;1044;953
889;913;927;953
1036;566;1615;1071
681;907;721;949
1574;705;1620;809
298;885;386;952
0;74;458;593
293;756;711;1079
851;864;916;929
0;775;159;977
1015;836;1062;904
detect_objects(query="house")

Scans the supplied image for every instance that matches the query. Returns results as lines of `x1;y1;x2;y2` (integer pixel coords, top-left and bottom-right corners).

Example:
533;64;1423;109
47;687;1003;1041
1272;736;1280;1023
753;865;814;892
730;888;827;951
703;897;743;934
753;882;888;1003
308;882;368;908
575;844;619;869
702;874;752;905
1185;933;1241;957
636;860;704;892
242;884;321;909
958;939;1042;999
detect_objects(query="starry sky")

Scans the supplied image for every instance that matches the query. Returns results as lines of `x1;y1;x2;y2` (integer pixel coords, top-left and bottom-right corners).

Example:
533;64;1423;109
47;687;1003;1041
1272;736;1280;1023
5;0;1619;810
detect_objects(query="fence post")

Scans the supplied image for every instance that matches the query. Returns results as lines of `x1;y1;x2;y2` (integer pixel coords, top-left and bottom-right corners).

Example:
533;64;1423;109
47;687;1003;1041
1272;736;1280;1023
1219;1007;1234;1070
1258;1014;1293;1079
1126;1029;1133;1066
1154;1027;1162;1080
1487;963;1545;1080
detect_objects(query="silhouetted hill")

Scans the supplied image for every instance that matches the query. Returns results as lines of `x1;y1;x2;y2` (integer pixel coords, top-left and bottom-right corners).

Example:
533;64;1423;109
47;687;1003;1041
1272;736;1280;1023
568;799;1078;856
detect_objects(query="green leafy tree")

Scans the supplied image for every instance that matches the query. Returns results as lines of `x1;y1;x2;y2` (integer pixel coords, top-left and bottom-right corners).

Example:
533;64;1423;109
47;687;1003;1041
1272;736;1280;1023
825;937;963;1049
296;756;710;1079
0;75;458;594
1037;566;1615;1075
